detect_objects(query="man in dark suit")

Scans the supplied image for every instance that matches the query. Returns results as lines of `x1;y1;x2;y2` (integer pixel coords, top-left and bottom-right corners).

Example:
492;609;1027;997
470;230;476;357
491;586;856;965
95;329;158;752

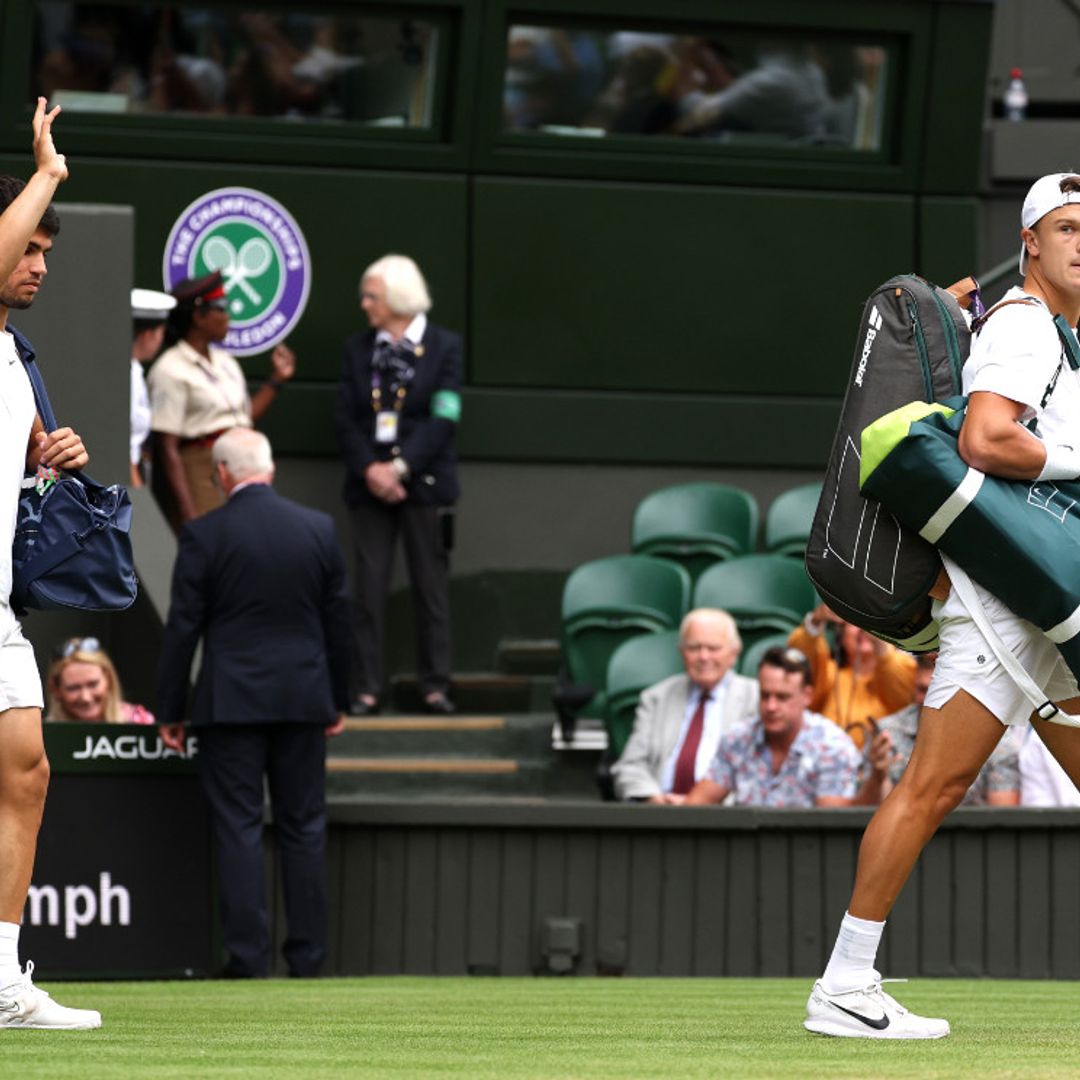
157;427;350;978
335;254;461;716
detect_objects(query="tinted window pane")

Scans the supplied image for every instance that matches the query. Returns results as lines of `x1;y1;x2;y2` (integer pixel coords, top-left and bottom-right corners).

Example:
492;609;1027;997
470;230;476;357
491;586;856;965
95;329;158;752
32;4;438;127
504;26;888;151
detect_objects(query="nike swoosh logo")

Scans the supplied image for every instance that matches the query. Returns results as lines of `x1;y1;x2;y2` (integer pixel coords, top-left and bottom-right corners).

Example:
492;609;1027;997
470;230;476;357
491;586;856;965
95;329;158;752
0;1003;20;1014
829;1000;890;1030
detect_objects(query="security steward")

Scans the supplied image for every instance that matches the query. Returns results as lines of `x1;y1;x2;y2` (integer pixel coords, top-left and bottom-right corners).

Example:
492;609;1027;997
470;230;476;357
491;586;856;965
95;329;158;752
335;254;462;716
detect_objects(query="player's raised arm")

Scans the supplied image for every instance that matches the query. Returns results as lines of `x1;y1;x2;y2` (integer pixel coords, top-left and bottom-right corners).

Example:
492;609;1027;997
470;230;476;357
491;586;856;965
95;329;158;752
0;98;67;286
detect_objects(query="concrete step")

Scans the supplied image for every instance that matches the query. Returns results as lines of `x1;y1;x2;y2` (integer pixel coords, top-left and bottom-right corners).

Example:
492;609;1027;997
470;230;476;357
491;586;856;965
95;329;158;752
390;673;532;714
325;711;604;801
496;638;561;676
332;714;548;758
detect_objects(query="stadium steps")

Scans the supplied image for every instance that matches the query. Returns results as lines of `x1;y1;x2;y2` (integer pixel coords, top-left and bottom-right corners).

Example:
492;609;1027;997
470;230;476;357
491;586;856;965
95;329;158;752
326;712;599;800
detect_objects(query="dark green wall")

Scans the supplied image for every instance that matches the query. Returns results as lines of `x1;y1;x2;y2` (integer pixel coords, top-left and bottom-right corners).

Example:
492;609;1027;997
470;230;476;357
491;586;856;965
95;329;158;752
0;0;994;472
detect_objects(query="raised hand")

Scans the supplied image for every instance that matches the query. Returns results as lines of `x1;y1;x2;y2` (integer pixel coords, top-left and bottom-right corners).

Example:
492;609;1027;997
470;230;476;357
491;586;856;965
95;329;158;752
31;97;67;183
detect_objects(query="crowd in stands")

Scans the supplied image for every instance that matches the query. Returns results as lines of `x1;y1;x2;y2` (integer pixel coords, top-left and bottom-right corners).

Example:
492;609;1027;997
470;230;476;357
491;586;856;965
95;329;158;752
573;479;1075;809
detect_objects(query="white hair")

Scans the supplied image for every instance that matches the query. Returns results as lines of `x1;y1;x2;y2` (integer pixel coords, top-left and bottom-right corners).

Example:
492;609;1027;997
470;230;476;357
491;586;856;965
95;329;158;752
212;427;274;481
360;254;432;316
679;607;742;653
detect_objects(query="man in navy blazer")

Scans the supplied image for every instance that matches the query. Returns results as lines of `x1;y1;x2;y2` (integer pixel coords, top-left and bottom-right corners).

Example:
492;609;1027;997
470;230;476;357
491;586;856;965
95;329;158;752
157;427;350;978
336;254;461;716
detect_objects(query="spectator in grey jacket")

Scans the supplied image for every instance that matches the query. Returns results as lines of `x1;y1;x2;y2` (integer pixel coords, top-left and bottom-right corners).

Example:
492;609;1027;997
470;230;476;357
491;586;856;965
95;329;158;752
612;608;759;803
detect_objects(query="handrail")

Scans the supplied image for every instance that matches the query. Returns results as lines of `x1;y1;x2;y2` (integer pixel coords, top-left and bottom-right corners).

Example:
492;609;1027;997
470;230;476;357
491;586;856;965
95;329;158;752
977;253;1019;291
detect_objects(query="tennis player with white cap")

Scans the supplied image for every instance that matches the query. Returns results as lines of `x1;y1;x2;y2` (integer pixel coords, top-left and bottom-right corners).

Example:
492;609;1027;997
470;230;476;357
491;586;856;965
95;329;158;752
806;172;1080;1039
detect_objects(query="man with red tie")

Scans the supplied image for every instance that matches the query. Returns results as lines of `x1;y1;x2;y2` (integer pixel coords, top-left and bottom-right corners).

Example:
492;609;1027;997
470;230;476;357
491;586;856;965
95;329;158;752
611;608;759;803
684;646;887;808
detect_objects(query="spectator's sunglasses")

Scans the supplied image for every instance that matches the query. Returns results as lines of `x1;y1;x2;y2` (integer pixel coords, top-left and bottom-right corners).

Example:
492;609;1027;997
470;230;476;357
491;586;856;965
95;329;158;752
55;636;101;660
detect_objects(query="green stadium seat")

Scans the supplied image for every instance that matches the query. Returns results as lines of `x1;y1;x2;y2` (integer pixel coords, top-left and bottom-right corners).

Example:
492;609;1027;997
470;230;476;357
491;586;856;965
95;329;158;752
604;630;684;759
764;481;823;559
736;631;795;677
631;482;759;584
558;555;691;722
694;554;817;653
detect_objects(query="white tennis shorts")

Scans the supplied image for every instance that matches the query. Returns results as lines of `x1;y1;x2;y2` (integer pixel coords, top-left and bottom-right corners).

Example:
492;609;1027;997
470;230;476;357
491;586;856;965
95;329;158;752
0;604;43;713
925;581;1080;727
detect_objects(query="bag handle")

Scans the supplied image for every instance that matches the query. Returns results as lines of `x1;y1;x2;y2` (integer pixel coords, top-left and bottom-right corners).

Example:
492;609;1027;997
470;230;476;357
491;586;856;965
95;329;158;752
941;554;1080;728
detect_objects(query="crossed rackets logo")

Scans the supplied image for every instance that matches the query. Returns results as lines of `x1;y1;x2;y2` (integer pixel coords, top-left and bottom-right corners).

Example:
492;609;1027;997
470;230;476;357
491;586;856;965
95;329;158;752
163;186;312;356
194;221;281;320
203;236;273;305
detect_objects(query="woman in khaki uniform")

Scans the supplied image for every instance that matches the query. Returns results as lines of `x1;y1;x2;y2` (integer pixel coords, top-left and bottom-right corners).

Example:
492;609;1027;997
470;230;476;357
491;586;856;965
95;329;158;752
147;271;295;527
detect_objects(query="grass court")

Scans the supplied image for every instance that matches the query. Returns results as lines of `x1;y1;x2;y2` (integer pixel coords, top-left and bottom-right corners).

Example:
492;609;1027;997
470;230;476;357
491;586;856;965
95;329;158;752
6;976;1080;1078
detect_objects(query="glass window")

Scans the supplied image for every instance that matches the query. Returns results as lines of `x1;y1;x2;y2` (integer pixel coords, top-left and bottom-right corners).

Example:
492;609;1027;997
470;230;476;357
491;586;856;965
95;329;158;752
503;25;889;151
31;4;438;128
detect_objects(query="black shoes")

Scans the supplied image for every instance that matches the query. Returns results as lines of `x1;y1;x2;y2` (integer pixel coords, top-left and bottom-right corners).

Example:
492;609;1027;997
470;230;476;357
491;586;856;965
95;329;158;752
349;696;380;717
423;693;457;715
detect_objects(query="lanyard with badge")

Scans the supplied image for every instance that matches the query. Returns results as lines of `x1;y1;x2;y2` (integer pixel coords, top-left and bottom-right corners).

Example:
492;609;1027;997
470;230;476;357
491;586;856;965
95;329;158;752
371;339;419;443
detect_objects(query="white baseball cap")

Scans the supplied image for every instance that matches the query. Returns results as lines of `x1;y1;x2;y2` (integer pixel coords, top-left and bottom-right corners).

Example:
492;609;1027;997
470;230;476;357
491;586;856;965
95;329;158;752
1019;172;1080;274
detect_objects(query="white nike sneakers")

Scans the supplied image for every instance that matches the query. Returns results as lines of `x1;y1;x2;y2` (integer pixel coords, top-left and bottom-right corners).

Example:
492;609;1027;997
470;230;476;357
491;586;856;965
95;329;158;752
804;978;949;1039
0;962;101;1030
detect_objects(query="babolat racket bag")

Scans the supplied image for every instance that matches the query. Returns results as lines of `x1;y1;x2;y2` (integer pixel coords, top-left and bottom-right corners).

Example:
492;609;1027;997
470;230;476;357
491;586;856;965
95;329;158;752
805;274;979;652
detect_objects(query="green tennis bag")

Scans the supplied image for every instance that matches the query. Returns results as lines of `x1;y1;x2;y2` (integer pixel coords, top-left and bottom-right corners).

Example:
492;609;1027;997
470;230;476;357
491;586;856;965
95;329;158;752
860;396;1080;678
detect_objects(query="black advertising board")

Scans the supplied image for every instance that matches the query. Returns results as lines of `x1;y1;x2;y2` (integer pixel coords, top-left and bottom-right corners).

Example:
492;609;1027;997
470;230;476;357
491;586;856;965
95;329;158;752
21;724;215;978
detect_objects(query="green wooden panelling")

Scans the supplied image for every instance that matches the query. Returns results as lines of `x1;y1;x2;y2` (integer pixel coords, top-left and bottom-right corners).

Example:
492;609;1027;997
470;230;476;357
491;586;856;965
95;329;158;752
300;804;1080;979
0;154;469;384
918;196;980;286
921;1;997;194
257;383;841;465
471;177;913;394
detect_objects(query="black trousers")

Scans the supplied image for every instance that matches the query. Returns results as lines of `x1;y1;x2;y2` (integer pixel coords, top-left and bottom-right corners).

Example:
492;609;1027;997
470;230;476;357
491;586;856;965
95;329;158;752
348;501;451;698
197;723;328;977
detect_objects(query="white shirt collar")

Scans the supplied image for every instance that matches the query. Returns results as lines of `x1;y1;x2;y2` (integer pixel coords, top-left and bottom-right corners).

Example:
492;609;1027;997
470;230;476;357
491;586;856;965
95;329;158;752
375;313;427;348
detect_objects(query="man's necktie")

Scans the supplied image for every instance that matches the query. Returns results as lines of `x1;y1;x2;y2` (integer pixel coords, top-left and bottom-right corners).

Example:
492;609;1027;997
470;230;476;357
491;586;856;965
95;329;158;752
672;689;711;795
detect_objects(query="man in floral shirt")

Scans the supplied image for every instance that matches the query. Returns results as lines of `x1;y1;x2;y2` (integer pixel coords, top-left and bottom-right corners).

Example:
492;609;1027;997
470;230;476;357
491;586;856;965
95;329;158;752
685;646;873;808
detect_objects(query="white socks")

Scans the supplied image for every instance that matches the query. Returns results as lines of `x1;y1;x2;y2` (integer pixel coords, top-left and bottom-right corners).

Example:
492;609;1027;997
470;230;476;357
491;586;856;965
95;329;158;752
821;911;884;993
0;922;20;986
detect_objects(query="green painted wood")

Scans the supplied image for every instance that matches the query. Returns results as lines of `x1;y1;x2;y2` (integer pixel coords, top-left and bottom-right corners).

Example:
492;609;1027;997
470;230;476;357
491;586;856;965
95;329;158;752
434;829;469;974
789;832;825;975
471;178;914;395
304;805;1080;977
371;829;408;973
657;835;694;976
759;832;790;977
1017;830;1051;979
1050;831;1080;979
402;831;439;974
595;834;631;974
918;197;981;286
466;832;502;972
952;832;985;977
627;833;662;975
692;834;727;976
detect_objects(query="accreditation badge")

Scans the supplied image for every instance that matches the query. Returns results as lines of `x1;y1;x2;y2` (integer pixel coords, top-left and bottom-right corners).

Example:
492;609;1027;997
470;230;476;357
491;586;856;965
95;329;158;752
375;411;399;444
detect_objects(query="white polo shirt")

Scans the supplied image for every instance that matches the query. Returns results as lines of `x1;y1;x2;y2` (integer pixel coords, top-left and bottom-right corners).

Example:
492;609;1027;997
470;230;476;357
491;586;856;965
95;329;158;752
0;329;34;607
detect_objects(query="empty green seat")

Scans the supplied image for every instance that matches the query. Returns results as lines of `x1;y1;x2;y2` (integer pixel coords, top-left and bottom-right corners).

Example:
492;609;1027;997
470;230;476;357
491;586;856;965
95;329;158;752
764;481;823;559
736;631;796;677
694;554;816;653
604;630;684;758
631;482;759;584
560;555;691;720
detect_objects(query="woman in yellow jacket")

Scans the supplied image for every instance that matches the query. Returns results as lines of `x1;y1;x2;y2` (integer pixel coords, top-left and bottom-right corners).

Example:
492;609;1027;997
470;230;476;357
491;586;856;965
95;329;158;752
788;603;917;750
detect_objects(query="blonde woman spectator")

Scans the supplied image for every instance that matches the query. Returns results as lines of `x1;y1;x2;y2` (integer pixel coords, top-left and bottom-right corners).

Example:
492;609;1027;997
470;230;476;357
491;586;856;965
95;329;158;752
46;638;154;724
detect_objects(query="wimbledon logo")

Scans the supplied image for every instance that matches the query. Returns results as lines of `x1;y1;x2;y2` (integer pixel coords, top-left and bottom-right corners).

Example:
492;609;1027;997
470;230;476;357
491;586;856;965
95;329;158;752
161;186;311;357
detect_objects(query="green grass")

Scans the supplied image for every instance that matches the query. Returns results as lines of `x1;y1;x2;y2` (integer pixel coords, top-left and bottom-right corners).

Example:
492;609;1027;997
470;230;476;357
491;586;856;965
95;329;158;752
5;976;1080;1079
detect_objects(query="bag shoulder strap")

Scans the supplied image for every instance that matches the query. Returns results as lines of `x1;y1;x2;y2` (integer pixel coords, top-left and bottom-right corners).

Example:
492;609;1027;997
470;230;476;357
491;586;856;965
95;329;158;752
17;343;58;432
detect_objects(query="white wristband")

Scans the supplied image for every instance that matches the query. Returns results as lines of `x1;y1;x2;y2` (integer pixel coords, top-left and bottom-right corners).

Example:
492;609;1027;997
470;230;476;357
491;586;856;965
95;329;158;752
1037;443;1080;482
